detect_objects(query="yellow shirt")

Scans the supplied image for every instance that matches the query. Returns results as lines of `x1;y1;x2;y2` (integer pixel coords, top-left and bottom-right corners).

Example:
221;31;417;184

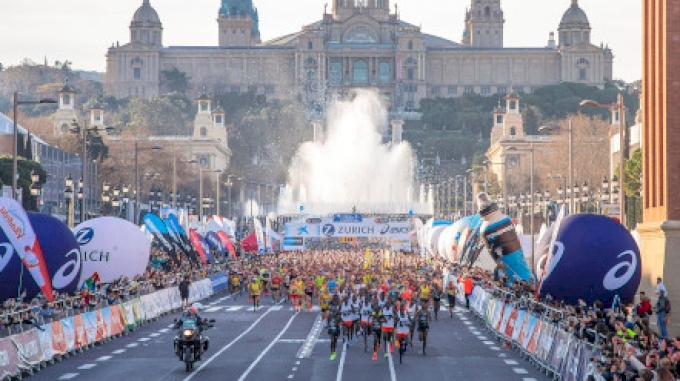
419;286;430;300
250;282;261;295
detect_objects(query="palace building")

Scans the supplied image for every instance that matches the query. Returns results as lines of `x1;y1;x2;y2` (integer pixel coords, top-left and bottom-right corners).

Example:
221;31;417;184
104;0;613;114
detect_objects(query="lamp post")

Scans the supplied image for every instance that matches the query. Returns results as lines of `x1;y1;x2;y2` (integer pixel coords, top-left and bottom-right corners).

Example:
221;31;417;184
464;169;473;215
101;181;111;216
188;160;205;223
134;142;163;224
214;169;223;216
64;174;75;228
111;186;120;217
29;170;42;211
122;184;130;220
506;143;536;276
580;94;627;226
547;173;568;206
12;92;57;200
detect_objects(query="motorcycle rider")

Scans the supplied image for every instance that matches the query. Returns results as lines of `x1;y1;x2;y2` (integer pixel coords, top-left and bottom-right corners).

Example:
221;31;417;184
174;306;212;360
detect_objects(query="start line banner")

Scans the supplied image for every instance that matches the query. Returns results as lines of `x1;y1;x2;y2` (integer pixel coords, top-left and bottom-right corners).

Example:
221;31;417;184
285;219;410;239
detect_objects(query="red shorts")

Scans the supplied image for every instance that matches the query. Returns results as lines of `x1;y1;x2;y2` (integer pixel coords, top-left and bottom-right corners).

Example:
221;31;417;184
291;294;299;301
381;326;394;332
343;320;354;327
396;331;409;339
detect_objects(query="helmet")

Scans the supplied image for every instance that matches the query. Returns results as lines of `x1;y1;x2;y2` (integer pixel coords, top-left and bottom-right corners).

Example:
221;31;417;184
186;306;198;316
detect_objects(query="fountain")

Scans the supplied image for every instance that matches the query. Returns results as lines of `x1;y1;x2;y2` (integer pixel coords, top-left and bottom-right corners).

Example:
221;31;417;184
278;90;433;215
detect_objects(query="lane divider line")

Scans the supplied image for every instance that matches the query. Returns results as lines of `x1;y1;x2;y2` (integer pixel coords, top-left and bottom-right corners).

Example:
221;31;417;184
296;314;322;359
335;342;347;381
182;308;274;381
387;348;398;381
237;312;300;381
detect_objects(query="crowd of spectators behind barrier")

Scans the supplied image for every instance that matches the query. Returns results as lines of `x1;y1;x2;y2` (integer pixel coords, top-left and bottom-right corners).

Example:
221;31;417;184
0;247;227;338
459;263;675;381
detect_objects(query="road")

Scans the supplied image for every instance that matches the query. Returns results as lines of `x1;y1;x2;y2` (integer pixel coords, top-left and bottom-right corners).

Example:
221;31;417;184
30;292;548;381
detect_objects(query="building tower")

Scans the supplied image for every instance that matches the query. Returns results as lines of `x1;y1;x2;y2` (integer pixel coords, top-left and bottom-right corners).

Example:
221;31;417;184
501;91;524;140
54;84;78;134
130;0;163;47
465;0;504;47
557;0;591;47
218;0;261;46
332;0;390;20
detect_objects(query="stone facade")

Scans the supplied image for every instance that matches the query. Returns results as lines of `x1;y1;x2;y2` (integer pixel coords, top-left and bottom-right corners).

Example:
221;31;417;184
104;0;613;114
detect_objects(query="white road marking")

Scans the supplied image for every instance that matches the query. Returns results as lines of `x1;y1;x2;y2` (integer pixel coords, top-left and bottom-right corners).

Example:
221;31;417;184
96;356;112;361
149;333;160;337
513;368;529;374
336;342;348;381
205;307;222;313
279;339;307;343
182;308;274;381
112;349;126;354
58;373;79;380
167;324;175;328
387;347;398;381
463;321;472;325
270;305;283;311
126;343;139;348
237;312;299;381
292;367;297;371
297;314;323;359
491;347;501;351
483;341;494;345
159;328;169;333
287;376;293;379
523;378;538;381
504;360;519;365
138;338;150;342
226;306;243;312
296;361;300;365
77;364;96;370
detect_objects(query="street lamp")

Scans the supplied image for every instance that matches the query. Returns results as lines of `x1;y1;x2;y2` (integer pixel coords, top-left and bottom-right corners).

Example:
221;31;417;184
30;170;42;211
122;184;130;219
226;175;235;218
111;186;120;216
464;169;473;215
482;160;491;194
580;94;627;226
101;181;111;215
214;169;223;216
134;142;163;224
64;174;75;228
188;160;205;223
12;92;57;200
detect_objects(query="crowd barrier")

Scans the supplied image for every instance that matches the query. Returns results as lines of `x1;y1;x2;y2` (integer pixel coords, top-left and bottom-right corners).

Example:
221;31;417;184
452;280;598;381
0;275;225;380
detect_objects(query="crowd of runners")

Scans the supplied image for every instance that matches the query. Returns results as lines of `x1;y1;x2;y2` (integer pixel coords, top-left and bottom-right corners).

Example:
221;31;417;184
227;250;469;364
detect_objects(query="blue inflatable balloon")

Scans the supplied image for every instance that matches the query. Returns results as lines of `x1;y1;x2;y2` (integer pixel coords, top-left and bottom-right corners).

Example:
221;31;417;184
205;232;226;255
0;213;81;302
538;214;641;305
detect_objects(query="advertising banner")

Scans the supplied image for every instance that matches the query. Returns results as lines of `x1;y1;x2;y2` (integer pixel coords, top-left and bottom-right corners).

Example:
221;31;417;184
550;330;571;374
37;322;53;361
526;319;542;354
50;320;67;356
132;298;145;324
578;344;596;381
562;341;582;381
498;304;513;334
211;273;228;291
511;309;527;342
504;308;518;338
82;311;98;345
120;302;136;329
73;314;87;349
519;315;538;349
11;328;42;370
535;322;556;361
0;336;20;378
61;316;76;352
285;219;411;240
109;305;125;336
0;197;55;301
98;307;112;339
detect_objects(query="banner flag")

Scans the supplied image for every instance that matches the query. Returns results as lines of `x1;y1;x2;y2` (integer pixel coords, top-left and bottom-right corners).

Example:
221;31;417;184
254;218;265;254
189;229;208;264
216;231;237;259
0;197;55;301
142;213;175;253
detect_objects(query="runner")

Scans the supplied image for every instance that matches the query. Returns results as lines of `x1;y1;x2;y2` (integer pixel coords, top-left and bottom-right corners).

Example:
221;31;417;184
417;301;430;355
396;302;411;364
271;271;282;303
370;300;385;361
431;283;442;320
446;279;457;318
248;275;261;311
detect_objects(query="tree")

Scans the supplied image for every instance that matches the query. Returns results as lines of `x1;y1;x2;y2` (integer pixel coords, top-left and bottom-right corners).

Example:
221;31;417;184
161;67;190;95
625;148;642;197
25;133;33;160
0;156;47;211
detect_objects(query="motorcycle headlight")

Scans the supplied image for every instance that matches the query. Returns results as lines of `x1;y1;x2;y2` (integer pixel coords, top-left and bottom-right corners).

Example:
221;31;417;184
183;329;194;338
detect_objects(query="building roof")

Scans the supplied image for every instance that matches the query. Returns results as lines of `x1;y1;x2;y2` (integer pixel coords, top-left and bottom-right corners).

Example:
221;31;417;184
0;112;48;145
559;0;590;29
131;0;162;27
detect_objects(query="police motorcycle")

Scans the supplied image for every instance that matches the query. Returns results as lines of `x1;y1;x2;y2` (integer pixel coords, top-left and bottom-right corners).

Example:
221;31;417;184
173;307;215;372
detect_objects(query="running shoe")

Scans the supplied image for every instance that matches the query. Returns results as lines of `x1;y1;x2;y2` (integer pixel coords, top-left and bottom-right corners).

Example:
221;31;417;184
330;352;337;360
372;352;377;361
384;352;388;359
395;340;400;348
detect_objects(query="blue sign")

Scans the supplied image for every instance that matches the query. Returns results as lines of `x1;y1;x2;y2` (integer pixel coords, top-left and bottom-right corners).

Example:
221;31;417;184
0;213;82;302
210;273;228;291
333;214;363;223
322;224;336;237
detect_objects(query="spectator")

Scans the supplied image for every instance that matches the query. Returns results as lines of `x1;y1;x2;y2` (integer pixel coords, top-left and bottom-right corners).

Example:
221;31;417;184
636;291;652;318
657;277;667;297
179;276;191;308
36;302;60;320
655;289;669;339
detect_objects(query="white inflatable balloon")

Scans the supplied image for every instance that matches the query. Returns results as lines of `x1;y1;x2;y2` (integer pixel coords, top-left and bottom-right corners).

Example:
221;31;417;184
427;226;446;258
74;217;151;285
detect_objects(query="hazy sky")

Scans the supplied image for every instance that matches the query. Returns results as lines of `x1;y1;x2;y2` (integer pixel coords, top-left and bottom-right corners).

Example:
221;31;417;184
0;0;641;81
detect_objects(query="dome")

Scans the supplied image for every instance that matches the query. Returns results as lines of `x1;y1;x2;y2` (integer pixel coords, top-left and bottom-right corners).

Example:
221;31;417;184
559;0;590;29
131;0;161;27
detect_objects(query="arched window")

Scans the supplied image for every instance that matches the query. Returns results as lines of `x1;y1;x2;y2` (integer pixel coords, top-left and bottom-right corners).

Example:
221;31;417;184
353;60;368;84
200;127;207;137
577;58;590;81
63;94;71;106
510;127;516;136
577;58;589;65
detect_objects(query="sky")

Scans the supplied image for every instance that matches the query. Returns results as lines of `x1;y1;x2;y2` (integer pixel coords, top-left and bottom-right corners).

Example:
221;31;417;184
0;0;641;82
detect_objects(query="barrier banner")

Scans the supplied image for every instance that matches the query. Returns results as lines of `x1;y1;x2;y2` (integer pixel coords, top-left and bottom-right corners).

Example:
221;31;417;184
74;314;86;349
484;297;496;325
562;340;582;381
526;319;542;354
492;302;504;331
504;308;518;338
511;309;527;342
11;328;42;370
120;302;136;329
141;294;157;320
50;320;67;356
535;322;556;361
519;315;538;349
499;305;513;335
132;298;145;324
109;305;124;336
578;344;596;381
211;273;228;291
82;311;98;345
37;323;53;361
61;317;76;352
99;307;112;339
550;330;571;374
0;336;20;378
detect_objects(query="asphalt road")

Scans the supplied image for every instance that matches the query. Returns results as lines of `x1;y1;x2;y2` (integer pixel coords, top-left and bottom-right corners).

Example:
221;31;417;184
30;292;549;381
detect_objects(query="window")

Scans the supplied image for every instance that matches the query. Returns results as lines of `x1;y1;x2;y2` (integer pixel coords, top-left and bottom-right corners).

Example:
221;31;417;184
265;86;275;95
497;86;507;94
577;58;589;65
485;6;490;16
510;127;516;136
248;86;257;93
379;62;390;83
63;94;71;106
431;87;441;97
405;85;418;93
200;127;207;137
579;68;587;81
215;115;222;124
481;86;491;95
199;157;208;167
496;115;503;124
308;41;313;50
447;86;457;95
464;86;474;94
509;100;517;110
407;68;415;81
134;68;141;80
230;86;241;93
408;40;413;50
353;60;368;84
330;62;343;84
572;33;580;45
200;101;208;112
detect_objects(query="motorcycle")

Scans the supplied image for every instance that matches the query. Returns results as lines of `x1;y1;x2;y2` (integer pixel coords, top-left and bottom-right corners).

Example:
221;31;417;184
173;317;215;372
